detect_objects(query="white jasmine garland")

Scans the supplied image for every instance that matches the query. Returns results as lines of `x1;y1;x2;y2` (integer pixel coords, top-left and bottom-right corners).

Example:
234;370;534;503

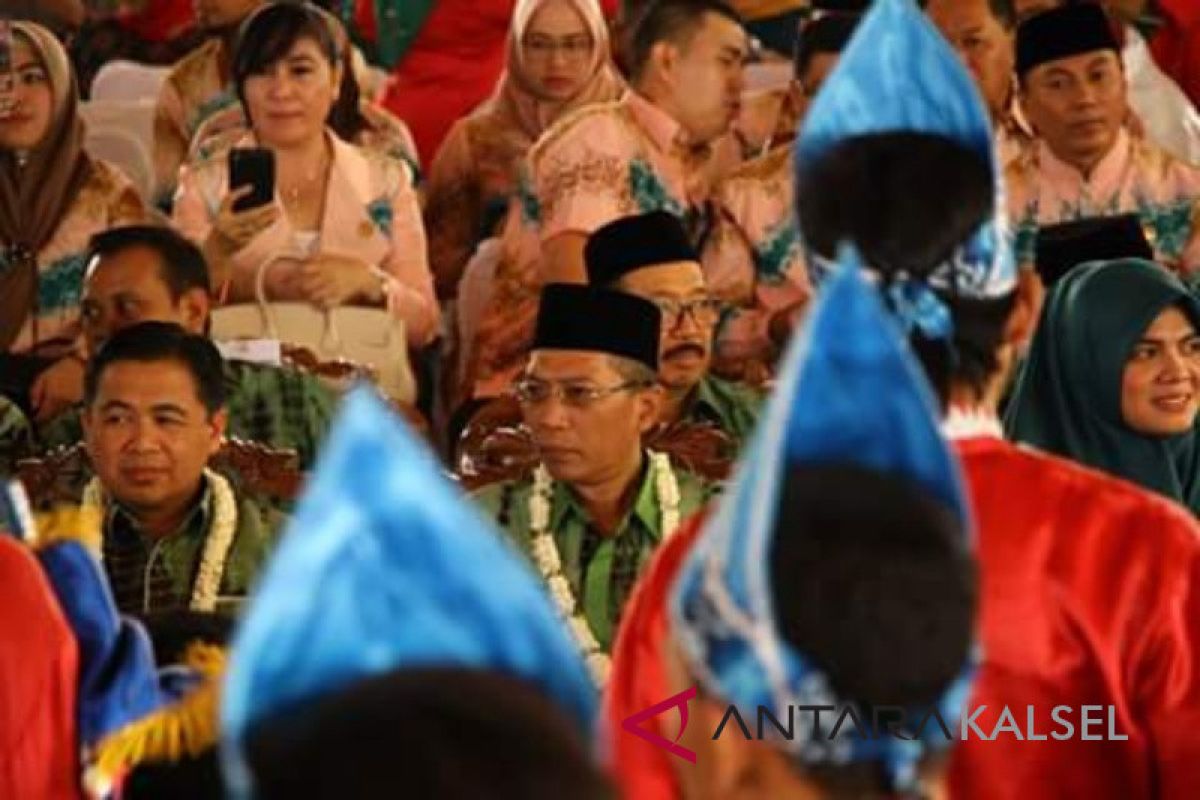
81;469;238;612
529;451;682;685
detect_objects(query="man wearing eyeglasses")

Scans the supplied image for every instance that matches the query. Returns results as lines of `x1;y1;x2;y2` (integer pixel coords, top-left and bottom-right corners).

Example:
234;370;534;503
588;212;763;451
472;283;715;662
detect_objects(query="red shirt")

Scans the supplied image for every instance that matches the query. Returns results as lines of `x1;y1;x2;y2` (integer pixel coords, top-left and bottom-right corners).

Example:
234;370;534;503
603;437;1200;799
0;538;80;799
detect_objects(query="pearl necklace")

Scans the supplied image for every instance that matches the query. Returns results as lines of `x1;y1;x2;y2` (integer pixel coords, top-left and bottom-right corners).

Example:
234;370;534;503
528;451;681;685
80;469;239;613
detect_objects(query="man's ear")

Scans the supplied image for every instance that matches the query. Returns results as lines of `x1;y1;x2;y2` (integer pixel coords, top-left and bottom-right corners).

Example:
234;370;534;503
650;40;680;86
636;384;665;433
207;408;229;456
1005;268;1044;352
179;288;211;335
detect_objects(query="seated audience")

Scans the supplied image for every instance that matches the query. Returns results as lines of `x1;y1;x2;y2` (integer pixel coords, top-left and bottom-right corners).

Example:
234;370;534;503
702;11;858;369
222;388;608;796
186;5;420;178
79;322;283;618
1007;4;1200;273
473;285;715;666
173;1;438;349
0;22;147;424
41;225;338;470
468;0;747;400
587;212;762;446
424;0;624;302
1006;258;1200;512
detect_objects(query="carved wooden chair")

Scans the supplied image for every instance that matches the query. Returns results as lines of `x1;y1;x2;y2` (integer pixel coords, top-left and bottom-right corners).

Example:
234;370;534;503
16;438;304;511
455;397;737;491
281;343;431;440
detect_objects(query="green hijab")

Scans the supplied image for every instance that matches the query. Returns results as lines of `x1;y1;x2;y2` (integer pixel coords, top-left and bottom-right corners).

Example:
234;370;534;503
1005;259;1200;512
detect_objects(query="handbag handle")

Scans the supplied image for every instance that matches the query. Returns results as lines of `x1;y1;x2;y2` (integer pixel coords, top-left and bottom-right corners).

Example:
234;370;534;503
250;253;399;351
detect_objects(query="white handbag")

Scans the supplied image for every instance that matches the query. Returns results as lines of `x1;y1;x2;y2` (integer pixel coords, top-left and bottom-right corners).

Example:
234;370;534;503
210;255;416;403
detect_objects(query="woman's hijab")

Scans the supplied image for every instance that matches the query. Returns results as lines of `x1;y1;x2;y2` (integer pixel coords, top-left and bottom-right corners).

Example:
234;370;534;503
1005;258;1200;511
0;23;92;351
475;0;624;175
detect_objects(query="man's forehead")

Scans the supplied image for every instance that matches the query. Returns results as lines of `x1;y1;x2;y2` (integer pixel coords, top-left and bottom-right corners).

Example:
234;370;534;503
94;360;205;406
697;11;747;52
928;0;998;26
85;247;168;292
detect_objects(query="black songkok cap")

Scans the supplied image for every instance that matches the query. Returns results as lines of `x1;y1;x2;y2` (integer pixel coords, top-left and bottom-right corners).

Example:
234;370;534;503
1016;4;1120;78
584;211;699;287
1035;214;1153;287
533;283;662;370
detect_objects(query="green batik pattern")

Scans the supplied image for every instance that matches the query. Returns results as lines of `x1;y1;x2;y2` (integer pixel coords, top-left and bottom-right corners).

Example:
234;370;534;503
367;198;393;237
1135;197;1195;259
222;361;338;470
37;253;89;314
754;217;802;284
0;396;33;476
628;158;685;217
188;89;238;140
518;176;542;226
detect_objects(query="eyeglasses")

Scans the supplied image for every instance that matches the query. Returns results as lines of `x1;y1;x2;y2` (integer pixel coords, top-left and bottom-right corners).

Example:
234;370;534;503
512;378;652;408
649;297;724;328
521;35;594;62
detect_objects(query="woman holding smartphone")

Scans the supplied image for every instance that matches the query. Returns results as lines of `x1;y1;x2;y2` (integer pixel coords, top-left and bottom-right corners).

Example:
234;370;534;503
173;1;438;348
0;21;147;423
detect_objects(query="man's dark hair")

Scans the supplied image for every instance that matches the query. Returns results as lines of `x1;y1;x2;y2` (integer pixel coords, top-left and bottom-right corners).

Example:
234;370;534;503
85;322;227;416
793;13;859;81
626;0;743;83
88;225;211;301
244;667;615;800
988;0;1017;28
797;132;1015;405
770;463;976;797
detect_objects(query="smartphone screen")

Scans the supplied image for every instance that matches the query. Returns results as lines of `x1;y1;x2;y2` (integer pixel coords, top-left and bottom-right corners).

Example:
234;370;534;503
229;147;276;212
0;21;16;119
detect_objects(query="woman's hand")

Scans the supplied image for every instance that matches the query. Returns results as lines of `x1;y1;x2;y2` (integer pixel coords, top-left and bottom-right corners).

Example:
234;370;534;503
208;185;280;253
295;255;383;309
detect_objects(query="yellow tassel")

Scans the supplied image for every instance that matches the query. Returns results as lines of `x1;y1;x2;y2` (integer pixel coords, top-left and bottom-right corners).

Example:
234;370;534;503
91;644;227;782
31;505;103;555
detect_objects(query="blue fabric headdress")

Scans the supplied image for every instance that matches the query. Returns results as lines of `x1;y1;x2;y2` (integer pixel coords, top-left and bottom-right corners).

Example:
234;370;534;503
36;540;168;746
795;0;1015;333
221;388;598;797
671;249;977;792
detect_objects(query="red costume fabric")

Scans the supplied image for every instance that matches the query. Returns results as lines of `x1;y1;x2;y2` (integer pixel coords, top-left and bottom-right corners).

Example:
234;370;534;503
603;437;1200;799
1150;0;1200;112
0;537;80;799
947;435;1200;799
602;514;703;800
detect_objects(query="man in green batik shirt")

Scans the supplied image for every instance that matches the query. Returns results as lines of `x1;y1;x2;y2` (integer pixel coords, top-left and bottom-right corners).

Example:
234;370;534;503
81;322;282;618
40;225;337;469
586;211;763;452
473;285;716;652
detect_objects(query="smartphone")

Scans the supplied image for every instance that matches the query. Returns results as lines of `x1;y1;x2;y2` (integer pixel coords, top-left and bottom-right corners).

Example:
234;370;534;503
229;147;276;212
0;21;16;120
0;480;34;542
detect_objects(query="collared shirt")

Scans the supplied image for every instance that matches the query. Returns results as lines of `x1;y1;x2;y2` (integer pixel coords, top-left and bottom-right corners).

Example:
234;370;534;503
472;458;715;650
530;91;720;246
704;144;809;366
102;480;212;616
40;359;339;470
98;474;281;618
679;374;764;450
1006;128;1200;274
